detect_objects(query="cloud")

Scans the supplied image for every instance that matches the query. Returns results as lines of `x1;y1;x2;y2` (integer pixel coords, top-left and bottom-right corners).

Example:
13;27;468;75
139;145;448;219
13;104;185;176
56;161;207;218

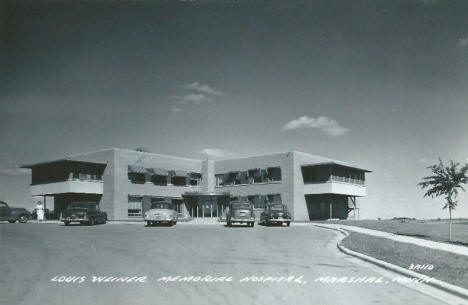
185;81;224;96
282;115;350;137
0;167;30;176
457;37;468;48
421;0;437;4
170;82;224;113
201;148;235;158
419;157;430;164
177;93;213;105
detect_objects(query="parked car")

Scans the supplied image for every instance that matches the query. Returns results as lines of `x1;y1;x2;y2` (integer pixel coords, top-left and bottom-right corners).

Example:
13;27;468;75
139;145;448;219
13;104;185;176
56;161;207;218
60;201;107;226
259;203;291;226
144;202;178;226
226;200;255;227
0;201;30;223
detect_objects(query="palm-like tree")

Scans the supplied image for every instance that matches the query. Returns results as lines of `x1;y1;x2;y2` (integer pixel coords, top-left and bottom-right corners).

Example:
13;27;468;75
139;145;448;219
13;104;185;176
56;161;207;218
418;159;468;241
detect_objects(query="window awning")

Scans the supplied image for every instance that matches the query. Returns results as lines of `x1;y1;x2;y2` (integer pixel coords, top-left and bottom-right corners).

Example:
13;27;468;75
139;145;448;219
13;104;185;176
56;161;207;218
149;168;169;176
128;165;147;174
172;170;188;177
190;172;202;178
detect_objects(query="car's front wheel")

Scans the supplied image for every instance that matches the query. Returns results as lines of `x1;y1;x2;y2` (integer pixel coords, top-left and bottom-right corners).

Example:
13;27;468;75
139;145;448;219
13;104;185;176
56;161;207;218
64;221;70;226
251;222;255;227
146;221;152;226
19;215;29;223
8;220;16;223
227;221;232;227
286;221;290;226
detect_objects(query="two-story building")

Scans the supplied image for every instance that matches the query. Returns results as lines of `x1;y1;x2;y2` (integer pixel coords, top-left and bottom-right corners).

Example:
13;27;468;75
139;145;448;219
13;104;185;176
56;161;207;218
21;148;370;221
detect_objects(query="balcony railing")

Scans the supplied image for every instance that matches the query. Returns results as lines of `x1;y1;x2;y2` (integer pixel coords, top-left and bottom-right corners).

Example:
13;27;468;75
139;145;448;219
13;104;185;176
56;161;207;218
31;177;103;186
304;175;365;186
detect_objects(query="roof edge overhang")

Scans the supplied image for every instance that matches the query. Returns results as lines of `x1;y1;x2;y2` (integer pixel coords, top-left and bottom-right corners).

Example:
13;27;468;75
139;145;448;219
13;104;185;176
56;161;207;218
20;158;107;169
301;162;372;173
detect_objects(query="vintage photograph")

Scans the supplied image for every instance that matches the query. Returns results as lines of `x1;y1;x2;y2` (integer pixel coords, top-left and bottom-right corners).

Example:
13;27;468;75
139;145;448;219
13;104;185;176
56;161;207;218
1;0;468;304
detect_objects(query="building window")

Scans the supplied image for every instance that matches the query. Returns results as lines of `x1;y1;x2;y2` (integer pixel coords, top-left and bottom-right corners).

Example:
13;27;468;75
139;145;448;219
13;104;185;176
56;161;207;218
128;195;143;217
215;174;224;186
172;199;183;213
128;173;146;184
151;175;167;186
249;169;262;183
267;194;282;204
171;176;186;186
267;167;282;182
190;173;202;186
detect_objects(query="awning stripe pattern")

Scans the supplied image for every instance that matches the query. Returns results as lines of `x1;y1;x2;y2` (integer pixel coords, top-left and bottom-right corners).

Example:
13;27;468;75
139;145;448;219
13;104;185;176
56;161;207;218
128;165;147;174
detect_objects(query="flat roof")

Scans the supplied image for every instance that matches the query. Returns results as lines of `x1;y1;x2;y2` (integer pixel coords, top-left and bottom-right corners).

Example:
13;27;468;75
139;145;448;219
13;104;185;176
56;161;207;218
20;158;107;169
20;148;370;171
301;162;372;173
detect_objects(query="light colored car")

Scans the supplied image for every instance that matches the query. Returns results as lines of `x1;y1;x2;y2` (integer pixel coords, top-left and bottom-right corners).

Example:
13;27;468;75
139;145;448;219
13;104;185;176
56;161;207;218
144;202;178;226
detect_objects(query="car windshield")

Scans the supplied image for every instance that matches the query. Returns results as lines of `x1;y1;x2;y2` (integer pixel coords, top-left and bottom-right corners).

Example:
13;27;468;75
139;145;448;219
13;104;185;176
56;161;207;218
270;204;285;211
68;202;95;209
150;202;173;210
232;202;251;209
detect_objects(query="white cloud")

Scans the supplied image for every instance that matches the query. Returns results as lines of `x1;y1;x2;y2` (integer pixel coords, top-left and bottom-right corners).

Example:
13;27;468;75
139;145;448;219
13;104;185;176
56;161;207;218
281;115;350;137
177;93;213;105
457;37;468;48
0;167;30;176
172;106;183;113
185;81;224;96
201;148;235;158
419;157;430;164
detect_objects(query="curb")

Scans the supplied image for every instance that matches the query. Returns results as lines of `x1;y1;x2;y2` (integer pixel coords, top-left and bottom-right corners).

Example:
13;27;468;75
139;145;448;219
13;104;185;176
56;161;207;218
313;224;468;300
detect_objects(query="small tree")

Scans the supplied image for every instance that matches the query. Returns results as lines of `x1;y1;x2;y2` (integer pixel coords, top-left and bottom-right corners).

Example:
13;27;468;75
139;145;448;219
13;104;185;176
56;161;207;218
418;159;468;241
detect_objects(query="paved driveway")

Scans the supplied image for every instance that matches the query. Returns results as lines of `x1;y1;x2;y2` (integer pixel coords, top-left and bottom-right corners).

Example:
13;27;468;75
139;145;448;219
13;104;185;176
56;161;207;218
0;223;459;305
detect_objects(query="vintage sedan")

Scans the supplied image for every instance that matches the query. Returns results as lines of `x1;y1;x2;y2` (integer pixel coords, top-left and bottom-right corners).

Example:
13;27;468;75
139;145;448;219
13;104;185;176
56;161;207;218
259;203;291;226
0;201;30;223
60;201;107;226
226;200;255;227
144;202;178;226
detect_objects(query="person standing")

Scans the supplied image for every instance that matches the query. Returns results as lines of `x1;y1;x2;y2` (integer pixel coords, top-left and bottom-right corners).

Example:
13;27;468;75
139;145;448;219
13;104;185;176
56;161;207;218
36;201;45;223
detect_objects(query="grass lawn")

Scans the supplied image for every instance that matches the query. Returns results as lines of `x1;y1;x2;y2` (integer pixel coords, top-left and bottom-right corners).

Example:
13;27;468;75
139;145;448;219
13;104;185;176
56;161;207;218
341;232;468;289
321;219;468;246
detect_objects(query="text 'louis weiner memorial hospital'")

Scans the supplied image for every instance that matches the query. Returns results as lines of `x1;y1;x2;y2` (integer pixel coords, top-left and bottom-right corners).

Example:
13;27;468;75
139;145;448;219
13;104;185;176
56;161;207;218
21;148;371;221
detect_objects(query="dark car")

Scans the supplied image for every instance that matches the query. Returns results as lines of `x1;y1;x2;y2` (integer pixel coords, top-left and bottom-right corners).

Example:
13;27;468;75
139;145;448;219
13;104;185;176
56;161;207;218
226;201;255;227
60;201;107;226
0;201;30;223
259;203;291;226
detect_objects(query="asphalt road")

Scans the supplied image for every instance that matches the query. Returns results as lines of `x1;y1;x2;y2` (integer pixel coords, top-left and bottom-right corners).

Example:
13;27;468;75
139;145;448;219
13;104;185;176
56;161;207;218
0;222;460;305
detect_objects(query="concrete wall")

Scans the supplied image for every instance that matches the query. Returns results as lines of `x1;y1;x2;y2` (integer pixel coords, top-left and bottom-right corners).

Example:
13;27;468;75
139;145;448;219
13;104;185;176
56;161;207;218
201;160;215;192
30;180;103;196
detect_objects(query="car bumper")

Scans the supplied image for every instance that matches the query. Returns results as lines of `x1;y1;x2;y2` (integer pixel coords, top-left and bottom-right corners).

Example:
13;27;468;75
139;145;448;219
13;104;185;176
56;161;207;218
265;218;291;223
145;217;175;222
62;218;87;222
229;218;255;223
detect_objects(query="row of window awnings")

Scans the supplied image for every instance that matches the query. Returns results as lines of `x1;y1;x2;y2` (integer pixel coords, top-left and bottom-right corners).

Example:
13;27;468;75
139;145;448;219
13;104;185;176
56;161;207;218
128;165;200;178
221;169;268;179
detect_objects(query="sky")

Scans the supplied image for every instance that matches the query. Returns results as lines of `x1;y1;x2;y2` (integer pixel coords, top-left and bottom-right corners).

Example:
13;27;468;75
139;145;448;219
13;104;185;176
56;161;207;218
1;0;468;218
